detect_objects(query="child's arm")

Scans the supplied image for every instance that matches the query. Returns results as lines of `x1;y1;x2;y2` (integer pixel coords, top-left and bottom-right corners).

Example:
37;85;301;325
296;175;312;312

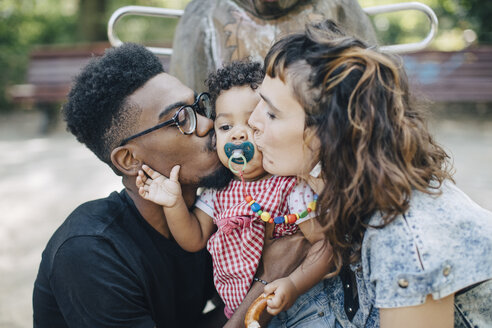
263;218;332;315
137;164;215;252
380;294;454;328
224;231;312;327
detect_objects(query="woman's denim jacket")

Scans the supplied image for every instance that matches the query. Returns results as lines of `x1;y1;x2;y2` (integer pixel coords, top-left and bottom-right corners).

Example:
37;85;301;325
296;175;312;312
288;181;491;327
356;181;492;327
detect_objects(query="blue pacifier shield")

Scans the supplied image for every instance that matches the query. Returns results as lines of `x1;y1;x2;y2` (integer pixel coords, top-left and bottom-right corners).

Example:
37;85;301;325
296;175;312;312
224;141;255;164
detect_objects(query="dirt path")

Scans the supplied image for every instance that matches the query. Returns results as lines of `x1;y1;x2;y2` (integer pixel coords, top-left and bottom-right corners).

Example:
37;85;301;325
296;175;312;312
0;112;121;327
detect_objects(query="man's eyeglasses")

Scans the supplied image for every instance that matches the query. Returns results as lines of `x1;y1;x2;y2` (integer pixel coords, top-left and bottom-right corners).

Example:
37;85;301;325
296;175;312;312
119;92;212;146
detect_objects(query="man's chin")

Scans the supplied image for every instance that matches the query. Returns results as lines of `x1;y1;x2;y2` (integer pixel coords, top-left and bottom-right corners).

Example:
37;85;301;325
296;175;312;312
198;165;234;189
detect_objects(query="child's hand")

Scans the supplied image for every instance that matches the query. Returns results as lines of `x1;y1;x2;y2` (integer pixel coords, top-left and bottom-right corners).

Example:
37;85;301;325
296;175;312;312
136;164;182;207
263;277;300;316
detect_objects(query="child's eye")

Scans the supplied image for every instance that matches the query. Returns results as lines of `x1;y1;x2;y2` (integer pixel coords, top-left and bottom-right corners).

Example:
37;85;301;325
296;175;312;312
267;112;276;120
219;124;232;131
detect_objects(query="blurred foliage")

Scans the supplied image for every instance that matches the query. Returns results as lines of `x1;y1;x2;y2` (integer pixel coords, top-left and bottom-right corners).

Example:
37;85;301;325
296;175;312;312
1;0;491;112
461;0;492;43
0;0;190;112
106;0;191;45
360;0;491;50
0;0;78;111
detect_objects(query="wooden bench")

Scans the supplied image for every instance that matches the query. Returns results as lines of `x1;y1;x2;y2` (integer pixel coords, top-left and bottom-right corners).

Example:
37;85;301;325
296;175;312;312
8;42;491;133
403;46;492;103
8;42;171;132
9;42;173;106
9;43;110;106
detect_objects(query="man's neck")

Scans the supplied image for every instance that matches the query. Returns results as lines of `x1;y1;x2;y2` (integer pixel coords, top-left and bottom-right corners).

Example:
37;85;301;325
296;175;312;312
123;176;198;238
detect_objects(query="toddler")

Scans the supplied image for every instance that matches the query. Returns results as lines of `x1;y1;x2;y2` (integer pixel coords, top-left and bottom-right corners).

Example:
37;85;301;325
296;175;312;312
137;61;331;325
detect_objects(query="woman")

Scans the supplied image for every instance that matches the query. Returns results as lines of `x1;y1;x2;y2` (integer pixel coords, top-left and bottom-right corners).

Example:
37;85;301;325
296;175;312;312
248;20;492;327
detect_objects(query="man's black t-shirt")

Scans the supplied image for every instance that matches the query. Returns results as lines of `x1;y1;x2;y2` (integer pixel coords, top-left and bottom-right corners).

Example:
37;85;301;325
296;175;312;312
33;190;214;328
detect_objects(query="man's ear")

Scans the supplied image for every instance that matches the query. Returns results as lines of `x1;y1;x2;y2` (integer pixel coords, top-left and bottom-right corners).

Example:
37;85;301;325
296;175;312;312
111;146;141;176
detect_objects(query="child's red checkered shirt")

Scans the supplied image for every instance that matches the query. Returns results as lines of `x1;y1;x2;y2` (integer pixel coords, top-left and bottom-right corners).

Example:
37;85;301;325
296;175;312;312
196;175;316;316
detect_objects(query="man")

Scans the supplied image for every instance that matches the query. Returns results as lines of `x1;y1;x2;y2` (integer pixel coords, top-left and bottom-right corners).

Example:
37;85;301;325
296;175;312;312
33;43;307;327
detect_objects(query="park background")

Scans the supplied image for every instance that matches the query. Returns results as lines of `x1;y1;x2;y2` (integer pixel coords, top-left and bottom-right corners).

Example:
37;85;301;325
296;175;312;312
0;0;491;327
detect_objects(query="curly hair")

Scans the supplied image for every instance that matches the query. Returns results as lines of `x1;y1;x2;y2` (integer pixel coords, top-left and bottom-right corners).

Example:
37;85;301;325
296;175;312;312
62;43;164;175
206;60;264;118
264;20;453;275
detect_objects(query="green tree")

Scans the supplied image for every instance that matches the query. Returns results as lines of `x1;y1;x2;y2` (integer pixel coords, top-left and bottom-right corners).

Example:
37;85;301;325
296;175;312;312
0;1;77;112
77;0;108;42
460;0;492;43
361;0;492;49
0;0;192;112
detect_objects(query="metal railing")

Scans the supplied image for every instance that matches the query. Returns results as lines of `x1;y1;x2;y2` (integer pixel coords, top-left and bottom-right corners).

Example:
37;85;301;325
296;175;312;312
107;6;183;56
364;2;438;53
107;2;438;55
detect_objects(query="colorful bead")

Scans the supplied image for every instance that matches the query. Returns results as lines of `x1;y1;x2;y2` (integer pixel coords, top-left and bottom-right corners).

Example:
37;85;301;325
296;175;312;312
244;190;317;226
260;212;271;222
287;214;297;224
274;216;284;224
251;203;261;212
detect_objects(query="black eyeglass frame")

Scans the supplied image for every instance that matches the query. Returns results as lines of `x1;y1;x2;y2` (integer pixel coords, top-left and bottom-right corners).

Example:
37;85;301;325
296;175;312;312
119;92;211;146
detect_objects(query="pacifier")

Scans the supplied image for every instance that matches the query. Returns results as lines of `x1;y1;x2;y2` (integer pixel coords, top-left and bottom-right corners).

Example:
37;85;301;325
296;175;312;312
225;141;255;174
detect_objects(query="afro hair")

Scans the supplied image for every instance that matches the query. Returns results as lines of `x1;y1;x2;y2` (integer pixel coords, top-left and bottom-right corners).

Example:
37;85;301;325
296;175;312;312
206;60;264;118
63;43;164;175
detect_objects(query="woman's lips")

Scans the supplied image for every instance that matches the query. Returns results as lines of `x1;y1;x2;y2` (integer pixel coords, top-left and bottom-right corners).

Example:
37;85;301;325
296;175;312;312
254;143;269;163
253;131;263;148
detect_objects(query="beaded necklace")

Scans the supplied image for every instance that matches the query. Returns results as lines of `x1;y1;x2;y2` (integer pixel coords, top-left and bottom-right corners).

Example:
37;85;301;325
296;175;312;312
227;144;317;225
237;167;317;225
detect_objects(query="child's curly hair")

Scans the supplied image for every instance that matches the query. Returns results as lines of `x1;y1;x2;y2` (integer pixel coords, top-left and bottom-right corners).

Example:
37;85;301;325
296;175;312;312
206;60;264;118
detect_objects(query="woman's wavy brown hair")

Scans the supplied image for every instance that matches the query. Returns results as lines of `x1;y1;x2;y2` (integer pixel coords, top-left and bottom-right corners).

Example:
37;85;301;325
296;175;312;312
264;20;453;275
